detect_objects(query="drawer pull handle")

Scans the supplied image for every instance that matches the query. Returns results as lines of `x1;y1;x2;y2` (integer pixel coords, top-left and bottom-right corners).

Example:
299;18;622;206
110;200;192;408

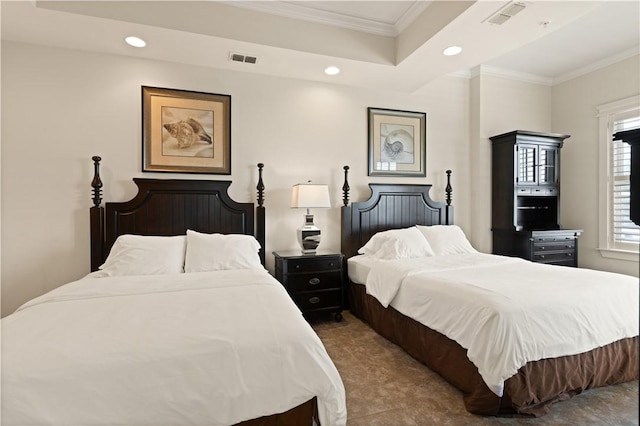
566;253;572;257
309;297;321;304
540;246;545;250
328;262;334;267
309;278;320;285
540;255;545;259
295;265;300;269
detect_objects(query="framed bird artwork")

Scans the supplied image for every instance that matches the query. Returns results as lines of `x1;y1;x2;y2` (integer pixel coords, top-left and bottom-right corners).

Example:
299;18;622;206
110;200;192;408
142;86;231;174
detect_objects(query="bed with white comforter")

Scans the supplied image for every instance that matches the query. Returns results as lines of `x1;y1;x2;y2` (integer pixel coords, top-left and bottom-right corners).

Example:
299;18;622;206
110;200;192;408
345;224;638;415
2;269;347;426
349;252;639;398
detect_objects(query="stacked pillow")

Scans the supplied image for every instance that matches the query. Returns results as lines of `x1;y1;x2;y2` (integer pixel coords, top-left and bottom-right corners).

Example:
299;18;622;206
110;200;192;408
357;225;477;260
184;230;262;272
416;225;477;256
98;230;263;277
358;227;434;259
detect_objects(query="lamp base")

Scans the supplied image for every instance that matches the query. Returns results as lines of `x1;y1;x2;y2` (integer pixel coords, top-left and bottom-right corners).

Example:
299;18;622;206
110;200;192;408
298;214;321;254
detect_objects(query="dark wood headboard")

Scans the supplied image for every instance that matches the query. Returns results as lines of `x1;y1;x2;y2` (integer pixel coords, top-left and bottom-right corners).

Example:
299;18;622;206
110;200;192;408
340;166;453;258
89;157;266;271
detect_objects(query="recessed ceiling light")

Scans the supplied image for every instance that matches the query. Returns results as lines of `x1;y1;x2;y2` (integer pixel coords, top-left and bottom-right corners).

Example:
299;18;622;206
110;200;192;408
442;46;462;56
324;66;340;76
125;36;146;48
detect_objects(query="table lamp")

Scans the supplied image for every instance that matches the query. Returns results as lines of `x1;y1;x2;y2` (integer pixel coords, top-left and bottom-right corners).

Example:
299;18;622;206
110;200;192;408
291;181;331;253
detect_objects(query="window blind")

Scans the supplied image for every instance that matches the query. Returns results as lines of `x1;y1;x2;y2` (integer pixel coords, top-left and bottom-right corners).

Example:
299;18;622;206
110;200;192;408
612;112;640;245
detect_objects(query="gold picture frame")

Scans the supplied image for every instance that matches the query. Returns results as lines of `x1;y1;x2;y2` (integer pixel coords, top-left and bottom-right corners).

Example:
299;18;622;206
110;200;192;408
368;107;426;177
142;86;231;174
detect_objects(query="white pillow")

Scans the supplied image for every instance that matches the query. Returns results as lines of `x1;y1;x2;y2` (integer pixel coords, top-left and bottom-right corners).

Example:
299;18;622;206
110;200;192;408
416;225;477;256
357;226;435;260
184;230;263;272
99;234;186;276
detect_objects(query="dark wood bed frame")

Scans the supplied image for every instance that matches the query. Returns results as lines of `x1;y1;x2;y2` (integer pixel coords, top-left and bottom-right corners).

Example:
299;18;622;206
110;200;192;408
340;165;453;258
89;156;267;271
88;156;319;426
340;165;638;417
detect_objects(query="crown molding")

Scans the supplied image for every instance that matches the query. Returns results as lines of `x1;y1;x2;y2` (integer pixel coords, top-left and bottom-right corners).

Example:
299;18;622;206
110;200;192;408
221;1;429;37
468;65;552;86
394;1;432;34
553;46;640;85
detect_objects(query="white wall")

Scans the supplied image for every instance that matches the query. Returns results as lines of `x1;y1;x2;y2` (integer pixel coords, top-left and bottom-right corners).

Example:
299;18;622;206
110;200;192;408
469;72;552;252
552;54;640;276
1;41;472;316
5;41;634;317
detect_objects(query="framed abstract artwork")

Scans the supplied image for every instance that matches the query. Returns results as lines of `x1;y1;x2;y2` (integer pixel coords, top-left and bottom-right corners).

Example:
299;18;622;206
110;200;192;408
368;107;426;177
142;86;231;174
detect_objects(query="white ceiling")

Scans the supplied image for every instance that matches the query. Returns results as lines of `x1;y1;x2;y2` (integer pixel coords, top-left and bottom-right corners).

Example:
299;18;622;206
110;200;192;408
1;1;639;93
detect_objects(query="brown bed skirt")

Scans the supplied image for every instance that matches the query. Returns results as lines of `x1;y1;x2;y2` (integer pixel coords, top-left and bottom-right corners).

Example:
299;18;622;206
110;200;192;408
235;397;318;426
349;281;639;417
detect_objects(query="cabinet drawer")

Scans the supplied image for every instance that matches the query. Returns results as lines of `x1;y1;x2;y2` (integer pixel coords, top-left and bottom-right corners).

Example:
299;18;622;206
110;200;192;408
285;271;342;292
533;240;575;253
532;251;575;263
517;187;532;195
284;257;342;273
532;235;575;243
517;187;557;196
531;187;557;196
292;289;342;312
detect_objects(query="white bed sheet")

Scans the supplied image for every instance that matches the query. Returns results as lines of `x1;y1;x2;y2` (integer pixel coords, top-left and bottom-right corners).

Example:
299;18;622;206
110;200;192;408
2;269;347;426
358;253;639;397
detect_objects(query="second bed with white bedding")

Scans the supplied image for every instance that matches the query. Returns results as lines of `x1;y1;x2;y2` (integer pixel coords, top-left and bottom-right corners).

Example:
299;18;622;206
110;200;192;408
348;253;639;397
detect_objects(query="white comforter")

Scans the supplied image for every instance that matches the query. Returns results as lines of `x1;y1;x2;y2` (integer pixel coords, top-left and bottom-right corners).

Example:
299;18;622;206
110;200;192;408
357;253;639;397
1;269;347;426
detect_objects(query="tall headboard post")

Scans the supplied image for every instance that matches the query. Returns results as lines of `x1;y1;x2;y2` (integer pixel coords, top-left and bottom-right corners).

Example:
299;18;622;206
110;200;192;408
90;156;105;272
256;163;266;265
342;165;350;206
340;165;354;257
445;169;454;225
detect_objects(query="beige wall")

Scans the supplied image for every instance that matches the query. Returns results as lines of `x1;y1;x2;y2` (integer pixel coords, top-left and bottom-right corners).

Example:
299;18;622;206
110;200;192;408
552;55;640;276
1;41;473;316
469;72;552;252
3;41;636;316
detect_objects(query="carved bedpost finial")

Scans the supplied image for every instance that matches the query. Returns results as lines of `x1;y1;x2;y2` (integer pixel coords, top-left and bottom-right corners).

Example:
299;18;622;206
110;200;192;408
91;156;103;207
257;163;265;207
445;169;452;206
342;165;350;206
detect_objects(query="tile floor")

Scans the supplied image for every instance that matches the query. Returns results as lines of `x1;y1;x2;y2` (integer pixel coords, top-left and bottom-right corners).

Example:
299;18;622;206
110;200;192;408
312;312;639;426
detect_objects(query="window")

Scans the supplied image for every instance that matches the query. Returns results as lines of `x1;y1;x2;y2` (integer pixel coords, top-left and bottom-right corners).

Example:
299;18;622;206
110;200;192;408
612;114;640;246
597;96;640;260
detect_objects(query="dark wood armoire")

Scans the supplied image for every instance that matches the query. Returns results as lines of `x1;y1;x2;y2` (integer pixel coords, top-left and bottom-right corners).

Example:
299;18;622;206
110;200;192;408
490;130;581;267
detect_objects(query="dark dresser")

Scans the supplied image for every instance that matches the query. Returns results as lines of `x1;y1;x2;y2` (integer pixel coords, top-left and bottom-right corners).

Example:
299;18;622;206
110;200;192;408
273;250;344;321
490;130;582;266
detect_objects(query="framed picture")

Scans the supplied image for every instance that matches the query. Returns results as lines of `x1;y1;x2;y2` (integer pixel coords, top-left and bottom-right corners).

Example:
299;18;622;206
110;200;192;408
142;86;231;174
368;107;426;177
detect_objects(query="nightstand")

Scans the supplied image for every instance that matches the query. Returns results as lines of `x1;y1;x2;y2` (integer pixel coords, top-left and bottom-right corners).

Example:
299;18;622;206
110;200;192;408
273;250;344;321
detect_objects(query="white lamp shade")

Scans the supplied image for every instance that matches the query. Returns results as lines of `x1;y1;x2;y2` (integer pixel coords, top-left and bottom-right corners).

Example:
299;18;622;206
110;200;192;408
291;184;331;208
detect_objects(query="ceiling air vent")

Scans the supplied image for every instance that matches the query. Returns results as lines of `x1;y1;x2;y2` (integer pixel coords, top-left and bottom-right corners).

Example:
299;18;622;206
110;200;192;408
484;1;527;26
229;52;258;64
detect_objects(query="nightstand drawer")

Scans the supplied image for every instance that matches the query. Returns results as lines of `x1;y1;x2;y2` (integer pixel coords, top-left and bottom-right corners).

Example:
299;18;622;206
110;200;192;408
291;289;342;312
285;271;342;292
284;257;342;273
